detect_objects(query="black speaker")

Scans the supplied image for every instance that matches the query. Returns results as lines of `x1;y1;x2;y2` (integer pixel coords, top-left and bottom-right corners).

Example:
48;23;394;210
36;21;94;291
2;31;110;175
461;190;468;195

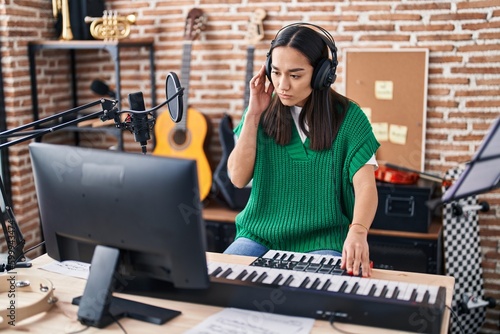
265;23;338;90
69;0;105;40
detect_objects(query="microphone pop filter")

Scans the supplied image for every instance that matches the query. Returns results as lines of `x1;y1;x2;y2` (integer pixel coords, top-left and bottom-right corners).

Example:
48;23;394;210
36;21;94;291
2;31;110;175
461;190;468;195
165;72;183;123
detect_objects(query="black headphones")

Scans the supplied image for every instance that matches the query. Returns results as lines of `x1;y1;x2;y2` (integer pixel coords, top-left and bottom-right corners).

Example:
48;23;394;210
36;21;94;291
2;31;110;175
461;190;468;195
265;23;338;90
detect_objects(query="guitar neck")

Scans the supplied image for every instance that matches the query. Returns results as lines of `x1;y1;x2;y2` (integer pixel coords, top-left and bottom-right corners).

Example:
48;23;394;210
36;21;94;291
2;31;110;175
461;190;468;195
179;43;192;130
243;46;255;109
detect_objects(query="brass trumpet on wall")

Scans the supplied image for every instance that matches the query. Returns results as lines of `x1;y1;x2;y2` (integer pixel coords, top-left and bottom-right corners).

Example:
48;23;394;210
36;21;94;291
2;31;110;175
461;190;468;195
52;0;73;40
85;10;136;40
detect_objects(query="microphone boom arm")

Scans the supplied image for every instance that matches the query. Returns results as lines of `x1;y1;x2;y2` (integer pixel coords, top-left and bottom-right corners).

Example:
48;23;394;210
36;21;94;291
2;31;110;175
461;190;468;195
0;98;118;271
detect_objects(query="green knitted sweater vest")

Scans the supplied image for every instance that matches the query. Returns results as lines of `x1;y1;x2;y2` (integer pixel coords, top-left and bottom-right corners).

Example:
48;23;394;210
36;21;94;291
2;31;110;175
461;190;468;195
234;101;380;253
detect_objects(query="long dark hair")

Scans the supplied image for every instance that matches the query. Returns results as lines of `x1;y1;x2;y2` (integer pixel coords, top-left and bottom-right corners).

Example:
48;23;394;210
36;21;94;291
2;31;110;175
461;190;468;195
261;25;349;151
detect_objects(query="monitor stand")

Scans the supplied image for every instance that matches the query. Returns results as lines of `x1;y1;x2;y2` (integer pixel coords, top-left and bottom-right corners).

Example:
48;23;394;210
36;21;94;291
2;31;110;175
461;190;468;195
71;245;181;328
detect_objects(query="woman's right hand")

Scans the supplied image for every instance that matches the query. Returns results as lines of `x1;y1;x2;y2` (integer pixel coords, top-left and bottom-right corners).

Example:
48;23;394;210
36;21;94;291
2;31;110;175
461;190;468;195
247;64;274;118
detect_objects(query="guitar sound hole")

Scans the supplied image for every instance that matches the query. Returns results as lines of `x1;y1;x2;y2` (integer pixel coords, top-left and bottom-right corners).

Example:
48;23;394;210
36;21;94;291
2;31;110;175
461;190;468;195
170;129;191;150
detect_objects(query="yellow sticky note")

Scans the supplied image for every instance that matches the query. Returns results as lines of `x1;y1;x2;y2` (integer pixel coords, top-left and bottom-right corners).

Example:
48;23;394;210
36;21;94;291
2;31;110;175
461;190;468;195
371;122;389;142
389;124;408;145
375;81;393;100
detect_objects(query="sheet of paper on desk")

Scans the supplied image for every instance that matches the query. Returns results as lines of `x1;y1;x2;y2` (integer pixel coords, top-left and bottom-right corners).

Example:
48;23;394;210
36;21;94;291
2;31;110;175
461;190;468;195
185;307;314;334
39;260;90;280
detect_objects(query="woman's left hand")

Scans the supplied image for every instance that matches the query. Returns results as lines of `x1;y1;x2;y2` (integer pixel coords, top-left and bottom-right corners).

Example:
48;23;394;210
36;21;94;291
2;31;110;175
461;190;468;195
341;226;371;277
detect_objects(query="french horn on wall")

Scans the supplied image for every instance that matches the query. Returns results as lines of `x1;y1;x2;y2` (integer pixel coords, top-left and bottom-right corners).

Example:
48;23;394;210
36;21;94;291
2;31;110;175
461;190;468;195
85;10;136;40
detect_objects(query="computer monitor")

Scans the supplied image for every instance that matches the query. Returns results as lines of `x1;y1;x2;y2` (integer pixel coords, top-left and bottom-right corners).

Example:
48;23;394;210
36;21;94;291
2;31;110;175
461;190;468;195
29;142;209;328
441;117;500;203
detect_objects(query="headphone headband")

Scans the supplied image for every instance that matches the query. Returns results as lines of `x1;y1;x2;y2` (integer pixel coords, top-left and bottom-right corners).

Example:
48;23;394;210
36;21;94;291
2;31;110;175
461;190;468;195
265;22;338;89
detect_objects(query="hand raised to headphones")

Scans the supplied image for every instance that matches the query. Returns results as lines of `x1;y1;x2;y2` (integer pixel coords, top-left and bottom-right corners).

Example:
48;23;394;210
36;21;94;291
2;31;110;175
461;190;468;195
247;64;274;123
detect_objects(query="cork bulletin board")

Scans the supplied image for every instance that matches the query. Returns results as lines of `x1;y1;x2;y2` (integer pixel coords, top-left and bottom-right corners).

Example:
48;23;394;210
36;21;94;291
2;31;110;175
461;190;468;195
345;49;429;171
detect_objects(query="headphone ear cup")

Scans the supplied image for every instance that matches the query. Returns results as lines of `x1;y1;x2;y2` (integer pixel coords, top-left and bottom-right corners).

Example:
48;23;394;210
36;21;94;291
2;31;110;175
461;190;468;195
265;54;272;82
312;58;335;90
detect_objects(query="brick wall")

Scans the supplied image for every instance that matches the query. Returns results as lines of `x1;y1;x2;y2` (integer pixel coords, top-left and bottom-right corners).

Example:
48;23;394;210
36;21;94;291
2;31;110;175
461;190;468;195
1;1;499;332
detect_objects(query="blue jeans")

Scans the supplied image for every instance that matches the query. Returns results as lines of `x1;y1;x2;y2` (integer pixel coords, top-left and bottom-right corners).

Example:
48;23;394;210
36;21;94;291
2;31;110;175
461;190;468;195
223;237;269;257
223;237;342;257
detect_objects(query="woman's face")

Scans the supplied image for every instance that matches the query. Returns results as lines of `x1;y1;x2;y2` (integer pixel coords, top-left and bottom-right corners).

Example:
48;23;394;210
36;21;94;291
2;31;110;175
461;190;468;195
270;46;314;108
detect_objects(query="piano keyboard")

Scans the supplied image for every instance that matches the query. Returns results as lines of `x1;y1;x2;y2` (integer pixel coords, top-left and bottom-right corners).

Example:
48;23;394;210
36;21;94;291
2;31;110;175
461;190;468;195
123;250;447;334
208;261;441;305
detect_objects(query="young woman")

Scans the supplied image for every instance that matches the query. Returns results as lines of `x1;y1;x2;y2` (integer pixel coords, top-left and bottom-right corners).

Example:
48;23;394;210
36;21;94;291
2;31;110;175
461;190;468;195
224;23;380;277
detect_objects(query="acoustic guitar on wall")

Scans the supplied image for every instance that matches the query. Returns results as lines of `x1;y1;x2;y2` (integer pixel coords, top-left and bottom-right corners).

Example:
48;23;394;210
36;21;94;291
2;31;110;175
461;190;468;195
153;8;212;201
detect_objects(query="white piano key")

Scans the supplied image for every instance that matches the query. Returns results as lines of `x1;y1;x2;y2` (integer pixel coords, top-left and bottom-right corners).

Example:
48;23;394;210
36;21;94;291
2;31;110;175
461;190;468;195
344;277;361;293
326;276;351;293
357;278;374;296
384;281;398;298
416;286;428;303
287;271;308;288
368;279;386;296
259;268;285;285
224;265;249;280
399;283;415;301
427;285;440;304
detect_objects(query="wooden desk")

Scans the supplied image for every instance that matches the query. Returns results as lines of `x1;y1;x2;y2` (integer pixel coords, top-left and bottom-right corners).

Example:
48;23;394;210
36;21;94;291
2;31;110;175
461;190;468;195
2;253;453;333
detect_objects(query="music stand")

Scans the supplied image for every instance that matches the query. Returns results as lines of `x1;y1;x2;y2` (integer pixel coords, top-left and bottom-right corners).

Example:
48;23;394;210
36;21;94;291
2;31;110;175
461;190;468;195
441;117;500;204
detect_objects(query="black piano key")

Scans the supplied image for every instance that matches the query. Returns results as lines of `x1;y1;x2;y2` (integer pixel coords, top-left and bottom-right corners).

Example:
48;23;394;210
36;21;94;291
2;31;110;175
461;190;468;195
235;269;248;280
350;282;360;294
321;279;332;290
272;274;284;285
299;277;311;288
210;266;223;277
299;255;307;262
310;278;321;290
283;275;294;286
339;281;348;293
220;268;233;278
272;253;280;260
410;289;418;302
280;253;287;260
422;290;430;304
256;272;268;283
380;285;388;298
392;287;400;299
244;271;258;282
368;284;377;296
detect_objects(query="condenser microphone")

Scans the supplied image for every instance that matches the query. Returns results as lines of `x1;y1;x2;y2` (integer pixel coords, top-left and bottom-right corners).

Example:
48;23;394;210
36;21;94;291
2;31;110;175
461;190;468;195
128;92;150;154
102;72;184;153
90;79;116;99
